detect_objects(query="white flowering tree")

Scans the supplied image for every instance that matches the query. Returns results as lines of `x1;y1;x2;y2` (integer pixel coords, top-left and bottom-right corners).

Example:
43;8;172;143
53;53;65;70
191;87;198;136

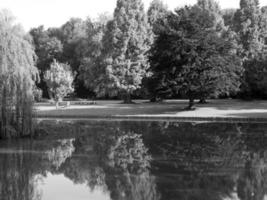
44;59;75;108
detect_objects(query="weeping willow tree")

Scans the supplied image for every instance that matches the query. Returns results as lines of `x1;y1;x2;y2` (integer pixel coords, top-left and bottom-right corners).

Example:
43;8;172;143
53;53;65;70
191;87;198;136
0;10;38;139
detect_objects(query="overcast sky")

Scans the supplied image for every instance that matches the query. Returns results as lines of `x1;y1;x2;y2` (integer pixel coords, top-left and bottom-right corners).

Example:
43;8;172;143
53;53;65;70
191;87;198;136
1;0;267;31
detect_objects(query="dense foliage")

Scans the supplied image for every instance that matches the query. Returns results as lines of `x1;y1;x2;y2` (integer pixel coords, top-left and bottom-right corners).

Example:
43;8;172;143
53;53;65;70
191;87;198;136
44;60;75;107
26;0;267;102
100;0;151;103
0;10;38;138
149;5;243;108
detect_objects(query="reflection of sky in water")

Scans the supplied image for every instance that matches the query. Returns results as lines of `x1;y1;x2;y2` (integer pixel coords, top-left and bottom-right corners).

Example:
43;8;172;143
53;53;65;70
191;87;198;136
35;173;110;200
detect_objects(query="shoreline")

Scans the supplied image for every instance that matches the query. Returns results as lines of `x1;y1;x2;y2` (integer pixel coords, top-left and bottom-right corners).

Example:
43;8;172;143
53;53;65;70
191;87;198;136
35;99;267;123
35;115;267;123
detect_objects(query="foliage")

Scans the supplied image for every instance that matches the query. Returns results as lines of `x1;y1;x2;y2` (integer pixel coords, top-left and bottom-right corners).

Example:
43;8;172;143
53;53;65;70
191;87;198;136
233;0;267;98
33;85;43;102
241;6;267;98
260;6;267;44
44;60;75;103
0;10;38;138
30;26;63;97
30;19;88;98
60;18;86;71
107;132;151;173
233;0;262;58
46;139;75;169
243;55;267;98
149;6;243;108
30;27;63;72
98;0;151;103
95;129;151;173
222;9;237;27
147;0;168;31
142;0;169;101
78;16;110;96
26;0;267;101
197;0;226;32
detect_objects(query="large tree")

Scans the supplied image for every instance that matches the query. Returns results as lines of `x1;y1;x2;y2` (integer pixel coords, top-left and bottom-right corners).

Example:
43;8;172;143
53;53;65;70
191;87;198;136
241;6;267;99
78;15;111;98
148;0;242;104
149;6;243;109
99;0;151;103
60;18;86;71
233;0;262;58
143;0;169;101
30;26;63;98
0;10;39;138
233;0;267;98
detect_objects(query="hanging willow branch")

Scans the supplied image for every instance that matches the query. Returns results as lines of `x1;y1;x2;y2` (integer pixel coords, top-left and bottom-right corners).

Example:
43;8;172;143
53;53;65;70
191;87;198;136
0;10;39;138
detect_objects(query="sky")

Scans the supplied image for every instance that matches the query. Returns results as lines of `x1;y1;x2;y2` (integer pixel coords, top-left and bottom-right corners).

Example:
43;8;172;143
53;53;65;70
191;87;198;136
1;0;267;31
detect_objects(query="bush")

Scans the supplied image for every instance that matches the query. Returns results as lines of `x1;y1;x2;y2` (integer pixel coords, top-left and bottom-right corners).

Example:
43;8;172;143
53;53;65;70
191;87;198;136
44;59;75;106
33;85;43;102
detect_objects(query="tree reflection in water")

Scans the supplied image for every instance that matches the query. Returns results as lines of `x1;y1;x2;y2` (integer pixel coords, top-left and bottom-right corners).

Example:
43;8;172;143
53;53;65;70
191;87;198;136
94;129;159;200
1;121;267;200
236;130;267;200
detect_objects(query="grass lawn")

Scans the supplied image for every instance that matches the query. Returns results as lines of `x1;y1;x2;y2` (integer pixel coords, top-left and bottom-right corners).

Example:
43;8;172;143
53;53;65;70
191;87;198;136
35;99;267;120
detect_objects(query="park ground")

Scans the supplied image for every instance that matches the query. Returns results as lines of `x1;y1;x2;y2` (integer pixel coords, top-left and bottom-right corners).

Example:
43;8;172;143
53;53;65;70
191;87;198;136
35;99;267;121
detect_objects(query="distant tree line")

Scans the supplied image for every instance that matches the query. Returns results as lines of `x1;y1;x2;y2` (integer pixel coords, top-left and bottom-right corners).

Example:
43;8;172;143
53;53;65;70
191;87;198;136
29;0;267;108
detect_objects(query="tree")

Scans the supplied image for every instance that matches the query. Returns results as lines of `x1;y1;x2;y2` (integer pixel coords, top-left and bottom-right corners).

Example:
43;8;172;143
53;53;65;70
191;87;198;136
260;6;267;45
78;16;111;97
149;7;243;110
30;26;63;98
99;0;151;103
59;18;89;97
30;26;63;72
146;0;233;103
147;0;168;30
0;10;38;138
233;0;266;98
240;6;267;99
243;55;267;98
60;18;86;71
143;0;169;102
222;9;237;27
197;0;226;32
44;60;75;108
233;0;262;58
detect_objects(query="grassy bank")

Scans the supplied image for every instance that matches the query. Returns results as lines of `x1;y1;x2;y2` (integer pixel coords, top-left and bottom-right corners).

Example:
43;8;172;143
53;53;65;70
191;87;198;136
34;99;267;120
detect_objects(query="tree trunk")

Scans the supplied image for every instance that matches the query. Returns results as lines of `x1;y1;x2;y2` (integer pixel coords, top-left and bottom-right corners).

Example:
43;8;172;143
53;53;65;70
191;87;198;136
198;97;208;104
186;98;195;110
56;101;59;109
1;86;7;138
150;96;163;103
123;92;133;104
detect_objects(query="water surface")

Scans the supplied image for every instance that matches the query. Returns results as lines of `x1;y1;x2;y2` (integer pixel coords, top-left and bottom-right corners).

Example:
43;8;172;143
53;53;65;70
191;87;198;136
1;120;267;200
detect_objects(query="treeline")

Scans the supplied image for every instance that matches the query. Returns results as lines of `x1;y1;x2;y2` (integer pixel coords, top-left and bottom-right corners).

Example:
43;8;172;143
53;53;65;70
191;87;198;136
30;0;267;107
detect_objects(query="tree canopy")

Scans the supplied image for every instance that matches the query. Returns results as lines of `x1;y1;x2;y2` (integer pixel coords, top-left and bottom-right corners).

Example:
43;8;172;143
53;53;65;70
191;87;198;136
24;0;267;102
99;0;151;103
0;10;38;138
149;6;243;108
44;60;75;107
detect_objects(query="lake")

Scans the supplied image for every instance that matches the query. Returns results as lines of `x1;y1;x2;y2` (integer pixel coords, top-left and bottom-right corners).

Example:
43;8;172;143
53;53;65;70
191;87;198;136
0;120;267;200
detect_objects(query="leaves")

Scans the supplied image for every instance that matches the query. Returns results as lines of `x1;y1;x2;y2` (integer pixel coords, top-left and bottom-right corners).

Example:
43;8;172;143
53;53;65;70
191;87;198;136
149;4;243;103
0;10;38;138
44;60;75;101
